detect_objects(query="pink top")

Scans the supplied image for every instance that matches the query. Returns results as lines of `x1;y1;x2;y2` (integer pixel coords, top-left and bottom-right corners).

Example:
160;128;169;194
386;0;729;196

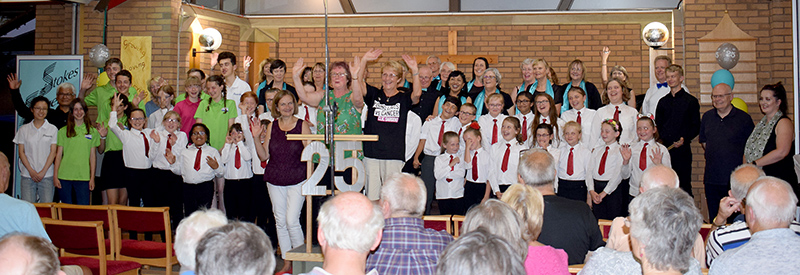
524;245;570;275
174;98;202;134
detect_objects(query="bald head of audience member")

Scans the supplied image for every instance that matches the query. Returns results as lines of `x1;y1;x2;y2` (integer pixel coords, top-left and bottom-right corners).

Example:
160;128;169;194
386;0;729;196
518;149;556;194
195;222;275;275
317;192;384;273
745;177;799;233
640;165;680;193
380;173;427;219
174;208;228;272
730;164;765;201
0;234;65;275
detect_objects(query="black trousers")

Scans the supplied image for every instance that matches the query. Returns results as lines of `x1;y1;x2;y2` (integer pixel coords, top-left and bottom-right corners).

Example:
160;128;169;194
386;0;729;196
558;178;588;202
224;177;255;222
670;146;694;197
183;181;214;216
151;168;184;228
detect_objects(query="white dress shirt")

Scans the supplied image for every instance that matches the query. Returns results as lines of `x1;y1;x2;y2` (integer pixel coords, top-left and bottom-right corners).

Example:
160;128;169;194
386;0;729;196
458;123;471;154
405;111;422;162
465;147;491;183
642;83;689;117
516;111;535;148
590;103;638;147
221;141;253;180
588;142;625;195
420;116;461;156
146;106;173;130
556;142;592;182
171;143;224;183
226;77;251;116
109;111;153;169
561;107;597;147
477;113;508;154
295;103;318;134
13;120;58;178
627;139;672;196
488;138;526;193
150;129;188;170
434;152;467;199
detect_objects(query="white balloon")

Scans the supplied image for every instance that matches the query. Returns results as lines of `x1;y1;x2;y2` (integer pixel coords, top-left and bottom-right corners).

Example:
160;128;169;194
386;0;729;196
715;43;740;70
88;44;110;68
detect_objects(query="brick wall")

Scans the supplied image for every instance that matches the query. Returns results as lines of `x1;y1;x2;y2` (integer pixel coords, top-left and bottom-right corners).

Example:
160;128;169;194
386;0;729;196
277;24;649;94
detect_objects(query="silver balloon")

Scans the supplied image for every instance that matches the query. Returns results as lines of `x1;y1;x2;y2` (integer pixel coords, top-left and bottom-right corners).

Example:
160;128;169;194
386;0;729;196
642;22;670;49
715;43;740;70
88;44;110;68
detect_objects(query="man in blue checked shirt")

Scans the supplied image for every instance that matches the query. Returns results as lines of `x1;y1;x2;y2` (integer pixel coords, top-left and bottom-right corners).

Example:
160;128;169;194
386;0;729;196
366;173;454;275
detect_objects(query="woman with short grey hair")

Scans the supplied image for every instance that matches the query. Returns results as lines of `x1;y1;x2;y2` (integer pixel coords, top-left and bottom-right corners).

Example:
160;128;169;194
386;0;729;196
580;187;703;275
461;199;527;259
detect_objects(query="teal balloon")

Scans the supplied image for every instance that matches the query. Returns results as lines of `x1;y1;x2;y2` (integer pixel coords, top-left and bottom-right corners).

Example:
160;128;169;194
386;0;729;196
711;69;735;90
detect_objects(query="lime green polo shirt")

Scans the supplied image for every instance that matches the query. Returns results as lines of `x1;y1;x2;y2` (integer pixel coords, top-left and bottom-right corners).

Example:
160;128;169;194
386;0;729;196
99;114;128;152
84;83;138;123
57;124;100;181
194;98;237;150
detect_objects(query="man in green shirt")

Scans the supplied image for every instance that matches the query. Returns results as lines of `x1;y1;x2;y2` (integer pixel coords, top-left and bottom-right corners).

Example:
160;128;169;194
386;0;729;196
82;58;139;123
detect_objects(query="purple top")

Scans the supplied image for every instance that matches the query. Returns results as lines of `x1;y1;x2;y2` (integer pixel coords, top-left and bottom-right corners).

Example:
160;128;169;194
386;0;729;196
525;245;570;275
264;119;305;186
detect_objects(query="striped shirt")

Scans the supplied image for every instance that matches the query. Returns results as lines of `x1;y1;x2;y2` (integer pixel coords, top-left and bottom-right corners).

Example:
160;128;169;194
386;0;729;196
706;219;800;266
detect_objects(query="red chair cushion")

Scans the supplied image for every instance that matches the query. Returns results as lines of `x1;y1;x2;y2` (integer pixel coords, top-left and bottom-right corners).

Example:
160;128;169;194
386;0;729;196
120;239;174;258
35;207;53;219
60;257;141;275
65;238;112;257
423;220;447;232
602;225;612;239
699;227;712;243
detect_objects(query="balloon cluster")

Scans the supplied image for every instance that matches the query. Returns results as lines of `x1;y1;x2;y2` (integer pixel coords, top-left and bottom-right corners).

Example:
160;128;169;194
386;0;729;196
711;43;745;112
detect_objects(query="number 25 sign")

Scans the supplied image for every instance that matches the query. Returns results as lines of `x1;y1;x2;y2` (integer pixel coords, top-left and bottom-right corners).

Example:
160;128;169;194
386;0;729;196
300;141;365;196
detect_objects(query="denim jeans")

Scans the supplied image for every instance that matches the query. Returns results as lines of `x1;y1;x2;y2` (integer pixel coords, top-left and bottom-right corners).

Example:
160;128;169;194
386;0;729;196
20;176;55;203
58;180;90;205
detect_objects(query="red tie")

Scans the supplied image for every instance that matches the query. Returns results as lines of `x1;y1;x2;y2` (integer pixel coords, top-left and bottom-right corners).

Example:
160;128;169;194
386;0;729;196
261;160;267;168
567;147;574;176
458;128;462;137
234;146;241;169
472;151;479;180
640;143;648;171
613;106;619;122
577;111;582;124
304;105;310;121
501;144;511;172
521;116;528;141
543;118;548;124
194;147;202;171
140;132;149;158
492;119;498;144
438;121;446;146
446;155;454;182
166;133;173;151
598;146;609;175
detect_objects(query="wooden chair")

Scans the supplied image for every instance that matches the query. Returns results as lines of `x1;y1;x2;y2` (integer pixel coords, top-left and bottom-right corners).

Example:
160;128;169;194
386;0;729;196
422;215;453;235
568;264;584;275
42;218;140;275
598;219;614;241
451;215;465;237
699;223;713;243
56;203;116;260
112;205;177;275
33;202;57;219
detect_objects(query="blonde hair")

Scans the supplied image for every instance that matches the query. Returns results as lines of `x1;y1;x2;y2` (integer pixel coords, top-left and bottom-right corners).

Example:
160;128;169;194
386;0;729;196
501;184;545;242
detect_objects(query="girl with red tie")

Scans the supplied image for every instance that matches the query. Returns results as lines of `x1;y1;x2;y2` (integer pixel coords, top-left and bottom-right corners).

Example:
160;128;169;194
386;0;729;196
221;123;253;221
488;117;526;199
588;119;628;220
108;93;154;207
167;123;222;216
462;124;491;209
150;111;187;223
532;93;566;147
621;116;671;200
434;132;467;215
556;121;592;205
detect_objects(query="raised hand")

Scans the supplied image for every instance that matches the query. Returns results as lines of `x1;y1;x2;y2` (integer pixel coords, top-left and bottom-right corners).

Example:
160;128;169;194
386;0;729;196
165;148;176;164
401;54;419;75
601;46;611;61
150;130;161;143
249;119;263;138
226;133;234;144
111;93;122;110
96;123;108;137
620;144;632;163
243;56;253;71
650;145;663;165
168;133;178;147
362;48;383;62
206;156;219;169
293;58;305;78
349;56;361;78
210;52;219;69
81;74;97;91
449;156;460;167
7;73;21;90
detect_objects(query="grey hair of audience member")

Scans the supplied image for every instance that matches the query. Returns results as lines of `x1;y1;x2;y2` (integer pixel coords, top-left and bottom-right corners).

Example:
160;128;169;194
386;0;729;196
0;233;63;275
440;62;456;71
640;165;679;191
483;68;502;84
195;221;275;275
730;164;765;200
518;149;556;187
174;208;228;271
746;176;798;227
461;199;528;259
381;173;426;218
318;192;385;253
629;187;702;273
436;228;526;275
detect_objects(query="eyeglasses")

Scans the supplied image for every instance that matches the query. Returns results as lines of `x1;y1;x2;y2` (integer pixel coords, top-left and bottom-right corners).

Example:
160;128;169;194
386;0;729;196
382;73;398;78
191;132;207;136
165;118;179;123
130;117;146;121
488;103;503;108
57;93;74;97
516;99;531;104
483;75;496;80
460;111;475;116
535;100;549;105
33;107;49;111
711;93;732;99
331;73;348;78
536;133;551;138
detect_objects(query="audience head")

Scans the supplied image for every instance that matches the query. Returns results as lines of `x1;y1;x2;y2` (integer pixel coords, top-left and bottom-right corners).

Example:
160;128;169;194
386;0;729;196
0;151;9;192
0;233;65;275
174;208;228;271
500;184;545;243
518;149;556;189
745;176;799;230
318;192;384;254
436;229;526;275
639;165;679;192
380;173;427;218
461;199;527;259
629;187;702;274
195;221;275;275
729;164;765;200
